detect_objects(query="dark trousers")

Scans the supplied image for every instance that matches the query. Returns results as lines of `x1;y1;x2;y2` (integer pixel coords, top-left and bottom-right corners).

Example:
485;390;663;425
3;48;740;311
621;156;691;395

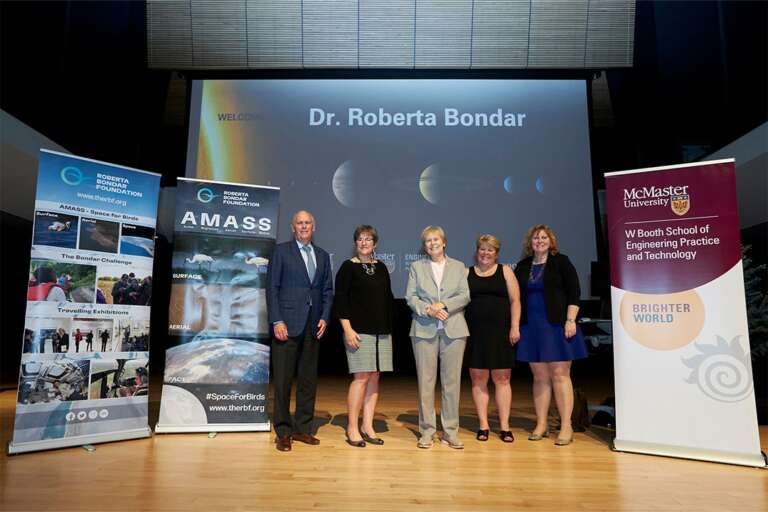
271;317;320;438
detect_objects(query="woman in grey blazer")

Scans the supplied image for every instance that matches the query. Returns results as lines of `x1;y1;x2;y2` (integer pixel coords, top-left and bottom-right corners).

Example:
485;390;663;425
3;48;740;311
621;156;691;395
406;226;470;449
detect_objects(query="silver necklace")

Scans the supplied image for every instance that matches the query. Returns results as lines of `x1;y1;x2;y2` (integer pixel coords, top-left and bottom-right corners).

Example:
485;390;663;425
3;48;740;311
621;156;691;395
529;258;546;282
356;256;376;275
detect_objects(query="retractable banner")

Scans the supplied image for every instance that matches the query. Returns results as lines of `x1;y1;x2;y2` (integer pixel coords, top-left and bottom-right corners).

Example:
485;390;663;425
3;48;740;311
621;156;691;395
9;149;160;454
156;178;279;433
605;159;765;467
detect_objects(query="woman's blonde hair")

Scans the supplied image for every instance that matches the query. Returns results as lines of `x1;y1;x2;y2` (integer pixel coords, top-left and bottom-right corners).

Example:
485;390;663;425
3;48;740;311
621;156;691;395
476;234;501;253
420;225;446;250
522;224;559;256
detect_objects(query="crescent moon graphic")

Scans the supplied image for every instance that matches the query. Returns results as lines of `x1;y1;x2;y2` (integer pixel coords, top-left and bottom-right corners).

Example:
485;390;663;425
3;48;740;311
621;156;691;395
332;160;359;208
503;176;514;194
419;164;440;205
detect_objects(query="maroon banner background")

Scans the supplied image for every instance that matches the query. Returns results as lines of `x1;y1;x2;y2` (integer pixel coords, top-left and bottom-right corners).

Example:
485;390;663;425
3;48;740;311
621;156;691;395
605;160;740;294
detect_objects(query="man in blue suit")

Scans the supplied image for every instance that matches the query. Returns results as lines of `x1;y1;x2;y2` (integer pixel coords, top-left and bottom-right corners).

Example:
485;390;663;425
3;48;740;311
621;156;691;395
266;210;333;451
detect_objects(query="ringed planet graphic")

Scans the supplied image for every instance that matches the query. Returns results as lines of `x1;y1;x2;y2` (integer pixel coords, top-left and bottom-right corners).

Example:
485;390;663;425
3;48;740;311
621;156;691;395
419;164;441;205
332;160;363;208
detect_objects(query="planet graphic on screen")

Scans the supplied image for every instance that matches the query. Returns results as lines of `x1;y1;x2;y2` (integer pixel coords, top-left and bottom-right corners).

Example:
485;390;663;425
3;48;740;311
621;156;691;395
158;384;208;425
164;338;270;384
419;164;441;205
503;176;514;194
536;176;545;194
332;160;363;208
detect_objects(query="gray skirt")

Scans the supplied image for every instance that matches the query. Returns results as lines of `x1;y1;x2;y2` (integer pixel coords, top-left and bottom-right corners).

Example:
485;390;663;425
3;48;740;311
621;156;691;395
346;333;393;373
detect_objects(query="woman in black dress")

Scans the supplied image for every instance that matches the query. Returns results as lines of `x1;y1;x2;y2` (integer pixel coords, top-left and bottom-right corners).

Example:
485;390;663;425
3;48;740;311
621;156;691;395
465;234;521;442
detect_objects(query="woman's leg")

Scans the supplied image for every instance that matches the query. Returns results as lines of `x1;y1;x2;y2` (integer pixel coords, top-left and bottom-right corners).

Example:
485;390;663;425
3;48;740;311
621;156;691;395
530;362;552;436
361;371;380;436
550;361;574;440
412;336;439;441
346;372;370;441
469;368;490;432
491;369;512;431
438;334;466;442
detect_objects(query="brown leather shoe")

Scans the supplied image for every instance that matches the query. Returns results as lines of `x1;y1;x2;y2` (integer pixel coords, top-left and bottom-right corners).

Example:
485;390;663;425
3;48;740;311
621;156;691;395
292;432;320;445
275;435;292;452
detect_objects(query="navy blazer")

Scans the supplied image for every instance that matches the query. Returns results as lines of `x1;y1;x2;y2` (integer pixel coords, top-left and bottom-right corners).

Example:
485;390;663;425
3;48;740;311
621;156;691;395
266;240;334;338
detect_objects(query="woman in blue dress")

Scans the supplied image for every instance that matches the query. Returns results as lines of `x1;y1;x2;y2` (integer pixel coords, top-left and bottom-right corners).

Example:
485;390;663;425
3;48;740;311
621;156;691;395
514;225;587;446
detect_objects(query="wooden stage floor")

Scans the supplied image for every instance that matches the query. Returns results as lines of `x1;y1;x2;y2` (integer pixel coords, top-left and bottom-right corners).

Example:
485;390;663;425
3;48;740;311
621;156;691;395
1;375;766;511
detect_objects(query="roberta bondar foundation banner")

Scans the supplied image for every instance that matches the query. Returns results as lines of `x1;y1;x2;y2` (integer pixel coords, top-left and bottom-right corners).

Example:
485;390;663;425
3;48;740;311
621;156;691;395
156;178;279;433
9;149;160;454
605;159;765;467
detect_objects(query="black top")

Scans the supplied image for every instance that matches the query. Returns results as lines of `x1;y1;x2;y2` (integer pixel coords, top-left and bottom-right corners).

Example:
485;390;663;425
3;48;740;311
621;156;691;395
334;260;394;334
513;252;580;325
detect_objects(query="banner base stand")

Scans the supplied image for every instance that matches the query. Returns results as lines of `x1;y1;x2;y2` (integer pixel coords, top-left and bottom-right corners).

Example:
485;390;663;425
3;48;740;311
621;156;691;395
613;438;767;468
8;427;151;455
155;422;271;433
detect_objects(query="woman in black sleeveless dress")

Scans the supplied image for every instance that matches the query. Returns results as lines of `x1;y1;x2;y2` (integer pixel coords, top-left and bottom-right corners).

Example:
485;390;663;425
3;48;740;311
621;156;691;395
464;235;521;442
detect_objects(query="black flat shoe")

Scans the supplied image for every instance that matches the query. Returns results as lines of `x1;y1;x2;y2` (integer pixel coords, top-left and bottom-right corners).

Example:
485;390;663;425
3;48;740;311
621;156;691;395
476;429;490;441
361;431;384;445
345;433;366;448
499;430;515;443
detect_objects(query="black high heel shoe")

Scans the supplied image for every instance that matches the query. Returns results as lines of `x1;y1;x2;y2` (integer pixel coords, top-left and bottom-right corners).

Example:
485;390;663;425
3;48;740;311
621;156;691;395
476;429;490;441
361;431;384;445
499;430;515;443
345;433;366;448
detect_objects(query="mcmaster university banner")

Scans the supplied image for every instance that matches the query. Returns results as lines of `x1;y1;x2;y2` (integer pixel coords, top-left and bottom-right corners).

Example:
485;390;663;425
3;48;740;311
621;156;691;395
605;159;765;467
10;149;160;454
156;178;279;433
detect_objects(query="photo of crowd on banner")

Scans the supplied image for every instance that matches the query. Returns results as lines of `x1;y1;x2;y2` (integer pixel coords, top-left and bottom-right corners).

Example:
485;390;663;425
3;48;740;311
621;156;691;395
101;272;152;306
27;260;97;303
22;316;150;354
28;264;152;307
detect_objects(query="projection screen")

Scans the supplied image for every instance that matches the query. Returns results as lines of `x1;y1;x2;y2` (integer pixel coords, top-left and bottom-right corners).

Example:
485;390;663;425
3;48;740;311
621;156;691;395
186;79;596;296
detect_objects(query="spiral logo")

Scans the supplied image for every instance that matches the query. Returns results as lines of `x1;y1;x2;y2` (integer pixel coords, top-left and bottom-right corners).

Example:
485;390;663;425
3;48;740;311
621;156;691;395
696;354;752;402
683;335;753;403
196;187;218;203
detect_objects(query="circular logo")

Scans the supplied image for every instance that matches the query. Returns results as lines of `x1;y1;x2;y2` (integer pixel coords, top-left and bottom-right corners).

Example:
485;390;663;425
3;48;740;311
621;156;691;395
65;412;76;422
60;166;85;186
76;411;87;420
196;187;218;203
99;409;109;418
88;410;98;419
619;290;705;350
